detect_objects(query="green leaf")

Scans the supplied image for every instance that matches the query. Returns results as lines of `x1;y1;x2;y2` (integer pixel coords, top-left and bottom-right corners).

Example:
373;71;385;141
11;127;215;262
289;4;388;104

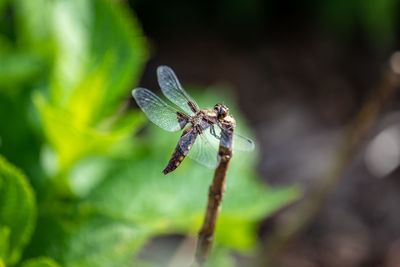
24;213;150;267
83;151;299;250
0;52;45;88
67;155;115;198
88;0;149;120
63;217;149;267
0;226;10;261
14;0;55;52
45;0;148;114
0;0;9;13
27;0;148;175
35;93;144;174
20;257;61;267
0;155;36;265
0;92;43;182
30;0;149;118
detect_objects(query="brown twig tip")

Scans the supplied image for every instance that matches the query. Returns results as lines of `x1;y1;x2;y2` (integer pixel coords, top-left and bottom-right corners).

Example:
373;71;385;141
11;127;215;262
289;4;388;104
193;119;236;266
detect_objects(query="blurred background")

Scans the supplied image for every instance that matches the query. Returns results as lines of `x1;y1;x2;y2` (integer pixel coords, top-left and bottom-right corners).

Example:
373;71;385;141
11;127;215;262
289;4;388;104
0;0;400;266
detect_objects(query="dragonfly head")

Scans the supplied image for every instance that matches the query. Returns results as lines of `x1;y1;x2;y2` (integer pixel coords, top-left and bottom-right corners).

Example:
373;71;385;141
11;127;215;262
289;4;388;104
214;104;229;119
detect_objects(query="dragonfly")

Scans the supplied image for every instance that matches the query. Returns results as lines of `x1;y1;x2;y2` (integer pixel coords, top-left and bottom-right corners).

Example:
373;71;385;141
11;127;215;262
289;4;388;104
132;66;255;174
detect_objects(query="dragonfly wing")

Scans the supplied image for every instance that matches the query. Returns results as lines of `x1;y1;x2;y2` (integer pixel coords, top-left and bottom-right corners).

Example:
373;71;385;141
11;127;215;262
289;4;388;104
208;126;255;152
157;66;200;115
181;125;254;169
183;128;219;169
132;88;185;132
233;133;255;151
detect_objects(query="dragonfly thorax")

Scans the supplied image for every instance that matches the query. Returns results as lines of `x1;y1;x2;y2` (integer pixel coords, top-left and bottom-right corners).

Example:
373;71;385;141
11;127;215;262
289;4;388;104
219;114;236;130
189;109;217;132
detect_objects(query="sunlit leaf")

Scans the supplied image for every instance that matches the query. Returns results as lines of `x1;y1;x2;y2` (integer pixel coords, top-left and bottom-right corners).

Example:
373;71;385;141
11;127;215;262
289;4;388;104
43;0;148;118
14;0;54;52
27;0;148;179
34;93;144;175
68;155;115;198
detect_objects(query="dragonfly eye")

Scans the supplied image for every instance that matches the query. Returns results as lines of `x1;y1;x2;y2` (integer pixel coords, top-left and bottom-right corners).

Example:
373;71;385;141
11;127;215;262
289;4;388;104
214;104;229;119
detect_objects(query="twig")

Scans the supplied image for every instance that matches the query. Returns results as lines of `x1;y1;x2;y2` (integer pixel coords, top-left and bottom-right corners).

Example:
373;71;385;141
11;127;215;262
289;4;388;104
193;119;236;266
261;53;400;264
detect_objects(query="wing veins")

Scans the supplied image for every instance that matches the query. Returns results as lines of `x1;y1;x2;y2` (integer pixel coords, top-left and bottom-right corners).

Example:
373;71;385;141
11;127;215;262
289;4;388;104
157;66;199;115
132;88;184;132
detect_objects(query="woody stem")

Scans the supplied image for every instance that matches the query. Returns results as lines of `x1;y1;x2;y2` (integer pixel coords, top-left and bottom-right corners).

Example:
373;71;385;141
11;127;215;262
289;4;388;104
193;128;234;266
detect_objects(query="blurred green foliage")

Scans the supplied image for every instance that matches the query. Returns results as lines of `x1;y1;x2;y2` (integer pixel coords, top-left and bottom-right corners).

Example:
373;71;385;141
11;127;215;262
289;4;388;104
0;0;299;266
20;257;61;267
0;156;36;266
319;0;399;46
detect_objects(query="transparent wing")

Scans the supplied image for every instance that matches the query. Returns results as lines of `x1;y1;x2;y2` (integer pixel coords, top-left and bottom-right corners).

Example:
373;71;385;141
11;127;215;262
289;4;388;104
209;126;255;152
183;129;219;169
132;88;183;132
233;133;255;151
157;66;199;115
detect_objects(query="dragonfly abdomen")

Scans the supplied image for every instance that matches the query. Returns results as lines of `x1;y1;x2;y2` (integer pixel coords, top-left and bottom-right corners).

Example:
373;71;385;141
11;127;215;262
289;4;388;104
163;127;198;174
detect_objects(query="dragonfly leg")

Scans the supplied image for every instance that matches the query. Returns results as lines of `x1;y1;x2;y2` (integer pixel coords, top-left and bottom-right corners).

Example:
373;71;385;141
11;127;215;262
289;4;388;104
210;125;220;140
